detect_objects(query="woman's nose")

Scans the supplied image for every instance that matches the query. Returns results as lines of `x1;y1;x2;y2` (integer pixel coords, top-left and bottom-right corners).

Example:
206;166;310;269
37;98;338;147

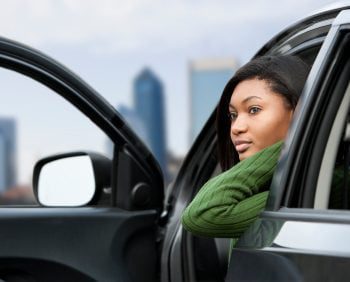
231;115;248;135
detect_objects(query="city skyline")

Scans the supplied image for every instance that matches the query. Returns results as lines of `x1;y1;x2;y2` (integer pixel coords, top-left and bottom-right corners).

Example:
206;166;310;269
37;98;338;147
0;0;338;157
0;1;342;204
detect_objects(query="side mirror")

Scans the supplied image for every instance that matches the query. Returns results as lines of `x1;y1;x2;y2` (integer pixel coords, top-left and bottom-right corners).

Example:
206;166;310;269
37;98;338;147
33;152;111;207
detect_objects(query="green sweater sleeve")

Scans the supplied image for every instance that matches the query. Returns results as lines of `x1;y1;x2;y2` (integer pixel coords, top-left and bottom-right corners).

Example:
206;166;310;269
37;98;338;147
181;141;283;238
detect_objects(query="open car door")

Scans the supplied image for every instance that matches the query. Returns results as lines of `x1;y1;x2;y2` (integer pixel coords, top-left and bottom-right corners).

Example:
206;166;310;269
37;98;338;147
0;37;164;281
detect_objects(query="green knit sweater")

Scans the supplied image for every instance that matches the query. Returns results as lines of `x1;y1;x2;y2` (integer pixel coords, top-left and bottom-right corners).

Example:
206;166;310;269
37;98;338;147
181;141;283;238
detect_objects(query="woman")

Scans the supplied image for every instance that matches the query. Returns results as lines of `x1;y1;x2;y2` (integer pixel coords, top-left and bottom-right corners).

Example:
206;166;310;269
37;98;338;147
181;55;310;241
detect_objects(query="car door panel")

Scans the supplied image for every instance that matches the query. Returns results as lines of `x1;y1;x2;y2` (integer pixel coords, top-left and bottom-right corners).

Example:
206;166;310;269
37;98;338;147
0;208;158;281
227;247;350;281
229;214;350;281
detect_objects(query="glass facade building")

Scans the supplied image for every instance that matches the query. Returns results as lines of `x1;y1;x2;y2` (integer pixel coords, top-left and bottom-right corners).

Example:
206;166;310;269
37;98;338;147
189;58;239;144
134;68;167;177
0;118;16;192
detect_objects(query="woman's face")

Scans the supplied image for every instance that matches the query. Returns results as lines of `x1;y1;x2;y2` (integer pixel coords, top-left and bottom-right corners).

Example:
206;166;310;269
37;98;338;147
229;78;293;161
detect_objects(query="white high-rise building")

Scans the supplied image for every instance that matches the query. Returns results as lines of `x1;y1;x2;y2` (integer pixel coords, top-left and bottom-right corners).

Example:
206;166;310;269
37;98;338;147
189;58;239;144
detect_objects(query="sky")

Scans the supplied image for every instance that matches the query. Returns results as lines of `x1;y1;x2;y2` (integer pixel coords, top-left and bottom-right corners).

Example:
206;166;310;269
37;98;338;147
0;0;343;182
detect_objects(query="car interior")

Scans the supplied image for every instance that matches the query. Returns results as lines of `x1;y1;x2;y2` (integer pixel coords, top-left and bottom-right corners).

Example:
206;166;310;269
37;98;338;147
315;76;350;210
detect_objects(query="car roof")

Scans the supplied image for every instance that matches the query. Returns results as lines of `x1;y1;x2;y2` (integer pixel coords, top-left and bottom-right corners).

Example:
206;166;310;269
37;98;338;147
308;1;350;16
255;3;350;57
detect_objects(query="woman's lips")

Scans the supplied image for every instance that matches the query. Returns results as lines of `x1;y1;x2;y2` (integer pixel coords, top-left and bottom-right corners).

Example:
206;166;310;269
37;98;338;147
234;141;251;153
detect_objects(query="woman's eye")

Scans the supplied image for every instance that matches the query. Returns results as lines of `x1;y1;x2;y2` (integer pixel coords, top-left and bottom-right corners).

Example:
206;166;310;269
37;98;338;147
249;107;261;115
228;112;237;121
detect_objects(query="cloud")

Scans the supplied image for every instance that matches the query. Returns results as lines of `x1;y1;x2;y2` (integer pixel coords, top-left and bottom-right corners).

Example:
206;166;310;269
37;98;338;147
0;0;337;54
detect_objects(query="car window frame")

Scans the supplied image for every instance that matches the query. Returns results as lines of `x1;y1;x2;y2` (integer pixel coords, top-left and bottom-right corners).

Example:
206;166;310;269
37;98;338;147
266;12;350;211
0;37;164;208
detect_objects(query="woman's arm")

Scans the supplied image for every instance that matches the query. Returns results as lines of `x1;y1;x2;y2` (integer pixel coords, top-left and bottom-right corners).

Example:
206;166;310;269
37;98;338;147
181;141;283;238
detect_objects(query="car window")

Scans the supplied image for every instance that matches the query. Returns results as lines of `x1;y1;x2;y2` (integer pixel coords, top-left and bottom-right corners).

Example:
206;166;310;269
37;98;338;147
0;67;113;205
314;79;350;209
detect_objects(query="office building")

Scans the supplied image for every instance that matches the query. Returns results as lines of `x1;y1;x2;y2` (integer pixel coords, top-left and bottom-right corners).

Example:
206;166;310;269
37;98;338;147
134;68;167;176
189;58;239;143
0;118;16;192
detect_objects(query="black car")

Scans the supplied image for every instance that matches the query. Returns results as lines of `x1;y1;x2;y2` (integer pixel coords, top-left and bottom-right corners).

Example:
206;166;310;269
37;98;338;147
1;4;350;282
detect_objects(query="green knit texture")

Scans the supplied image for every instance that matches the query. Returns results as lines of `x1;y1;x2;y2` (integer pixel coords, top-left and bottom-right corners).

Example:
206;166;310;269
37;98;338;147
181;141;283;238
